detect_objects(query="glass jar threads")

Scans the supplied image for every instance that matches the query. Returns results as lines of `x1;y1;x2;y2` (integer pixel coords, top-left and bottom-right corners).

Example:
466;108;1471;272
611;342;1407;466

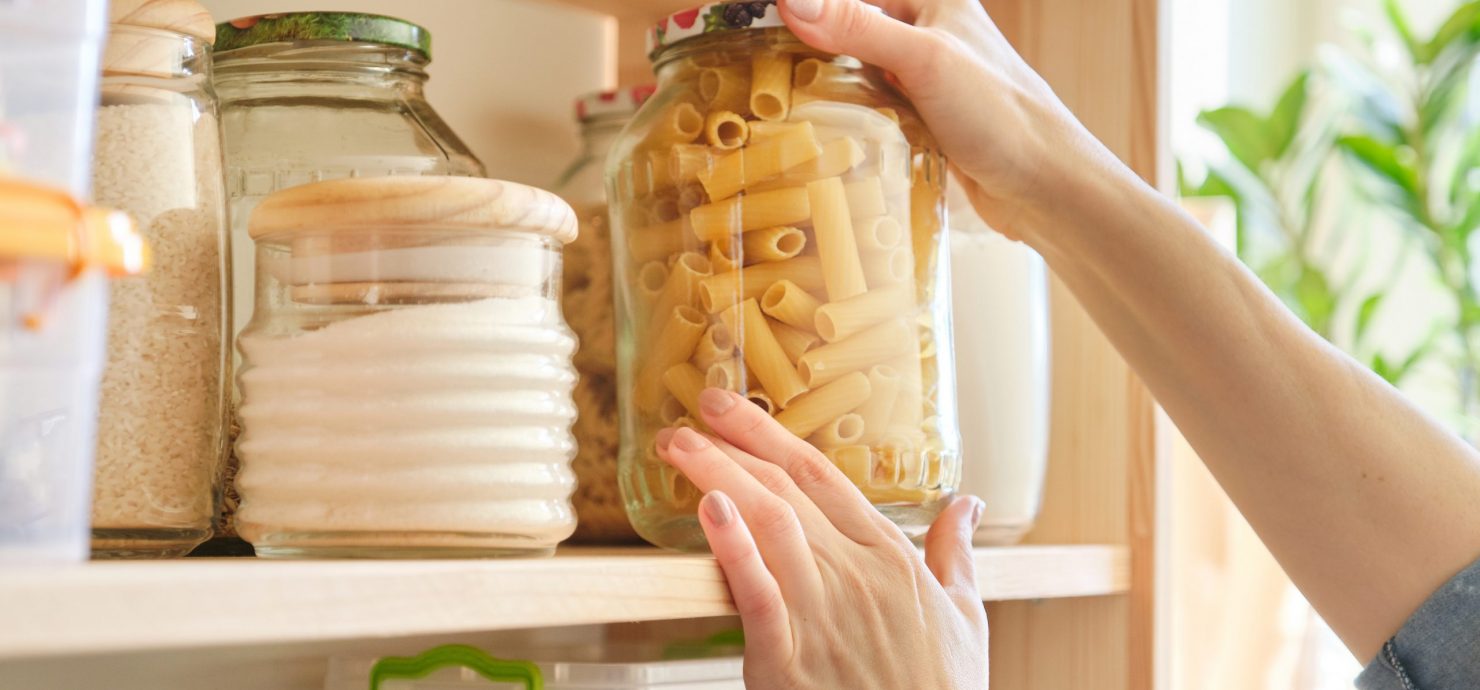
607;2;961;551
234;176;579;558
90;0;229;558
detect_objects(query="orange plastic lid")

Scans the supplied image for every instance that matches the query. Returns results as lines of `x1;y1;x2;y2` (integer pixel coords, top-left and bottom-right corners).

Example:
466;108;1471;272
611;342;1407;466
0;177;149;277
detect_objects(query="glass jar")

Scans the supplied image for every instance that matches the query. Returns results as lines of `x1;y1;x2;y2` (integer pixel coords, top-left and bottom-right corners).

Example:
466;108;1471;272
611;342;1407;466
948;180;1051;545
89;0;230;558
0;180;145;564
553;87;653;543
213;12;486;539
607;2;961;550
235;176;579;558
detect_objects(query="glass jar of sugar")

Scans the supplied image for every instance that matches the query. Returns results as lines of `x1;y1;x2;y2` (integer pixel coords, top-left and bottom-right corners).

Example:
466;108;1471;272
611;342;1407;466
235;176;580;558
90;0;229;558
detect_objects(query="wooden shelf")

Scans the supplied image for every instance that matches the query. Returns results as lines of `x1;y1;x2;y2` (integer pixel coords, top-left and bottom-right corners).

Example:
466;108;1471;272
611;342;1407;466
0;545;1126;660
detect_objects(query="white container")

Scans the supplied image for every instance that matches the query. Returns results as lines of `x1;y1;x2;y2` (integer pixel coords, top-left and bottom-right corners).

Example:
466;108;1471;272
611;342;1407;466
0;180;145;564
327;644;744;690
0;0;108;197
948;182;1052;545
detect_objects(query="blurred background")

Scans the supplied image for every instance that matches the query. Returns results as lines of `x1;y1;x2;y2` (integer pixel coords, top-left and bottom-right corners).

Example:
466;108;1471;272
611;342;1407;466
1171;0;1478;687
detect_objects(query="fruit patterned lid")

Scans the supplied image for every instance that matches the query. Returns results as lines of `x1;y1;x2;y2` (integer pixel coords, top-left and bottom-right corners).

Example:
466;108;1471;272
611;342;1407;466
647;1;783;59
215;12;432;59
574;86;657;122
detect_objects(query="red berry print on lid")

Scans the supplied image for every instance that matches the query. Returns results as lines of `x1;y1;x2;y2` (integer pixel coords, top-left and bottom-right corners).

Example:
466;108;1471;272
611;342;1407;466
672;7;701;28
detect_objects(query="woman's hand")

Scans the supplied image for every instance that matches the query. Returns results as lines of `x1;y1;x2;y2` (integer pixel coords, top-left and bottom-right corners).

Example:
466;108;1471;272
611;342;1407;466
656;388;989;690
777;0;1125;241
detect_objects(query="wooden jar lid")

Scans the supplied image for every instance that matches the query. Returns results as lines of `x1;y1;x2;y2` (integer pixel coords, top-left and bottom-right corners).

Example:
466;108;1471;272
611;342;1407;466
110;0;216;42
104;0;215;81
249;176;579;246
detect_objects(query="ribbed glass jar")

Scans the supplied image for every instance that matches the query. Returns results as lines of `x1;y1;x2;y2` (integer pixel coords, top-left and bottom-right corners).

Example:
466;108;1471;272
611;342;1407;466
606;3;961;551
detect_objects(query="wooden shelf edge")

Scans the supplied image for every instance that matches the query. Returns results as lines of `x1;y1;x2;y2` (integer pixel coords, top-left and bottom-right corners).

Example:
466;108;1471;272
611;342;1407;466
0;545;1126;660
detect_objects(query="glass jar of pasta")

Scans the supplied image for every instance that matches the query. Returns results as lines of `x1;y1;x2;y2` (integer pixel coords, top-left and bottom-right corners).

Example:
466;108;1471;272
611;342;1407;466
607;1;961;551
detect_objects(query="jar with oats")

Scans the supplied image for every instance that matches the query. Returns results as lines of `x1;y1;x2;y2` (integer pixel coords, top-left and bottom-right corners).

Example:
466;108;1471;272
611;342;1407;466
90;0;229;558
553;86;653;542
607;0;961;551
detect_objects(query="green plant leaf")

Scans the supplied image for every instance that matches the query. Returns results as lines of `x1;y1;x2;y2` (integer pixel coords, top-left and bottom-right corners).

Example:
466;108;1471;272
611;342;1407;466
1296;267;1338;337
1422;1;1480;64
1338;135;1420;204
1179;162;1240;199
1449;128;1480;208
1384;0;1423;60
1269;71;1311;158
1356;293;1385;339
1198;107;1276;173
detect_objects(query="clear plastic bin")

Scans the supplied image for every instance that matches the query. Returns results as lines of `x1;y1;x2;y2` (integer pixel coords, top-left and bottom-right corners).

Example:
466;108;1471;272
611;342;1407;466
327;644;744;690
0;0;108;197
0;179;146;564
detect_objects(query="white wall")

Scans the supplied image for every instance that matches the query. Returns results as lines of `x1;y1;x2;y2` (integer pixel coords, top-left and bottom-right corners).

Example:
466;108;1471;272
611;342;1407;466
199;0;616;188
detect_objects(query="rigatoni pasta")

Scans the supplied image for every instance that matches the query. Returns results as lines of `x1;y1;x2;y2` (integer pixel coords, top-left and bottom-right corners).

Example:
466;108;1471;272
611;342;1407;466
750;51;793;121
760;279;822;332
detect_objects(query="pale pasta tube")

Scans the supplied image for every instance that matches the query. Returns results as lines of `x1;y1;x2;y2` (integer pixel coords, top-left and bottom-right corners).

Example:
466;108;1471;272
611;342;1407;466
760;279;822;332
793;57;847;91
862;246;913;286
844;176;889;219
887;355;925;433
720;299;810;407
750;51;793;121
698;256;824;313
748;121;810;142
648;251;712;330
700;65;750;114
678;184;707;213
646;100;704;147
690;186;812;244
823;445;872;486
637;261;669;300
910;155;944;285
797;317;916;387
770;318;820;364
662;362;708;421
704;111;750;150
651;195;682;223
807;177;868;301
698;122;822;201
708;242;739;274
739;225;806;263
749;137;867;193
808;413;866;449
638;145;713;196
627;218;695;264
705;357;760;392
745;390;776;415
659;396;687;426
774;371;871;437
855;215;904;252
814;283;916;342
635;305;707;412
692;323;736;370
854;365;902;443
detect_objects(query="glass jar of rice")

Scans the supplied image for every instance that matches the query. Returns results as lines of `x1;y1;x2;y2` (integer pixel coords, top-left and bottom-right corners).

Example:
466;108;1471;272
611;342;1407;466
606;1;961;551
235;176;580;558
89;0;229;558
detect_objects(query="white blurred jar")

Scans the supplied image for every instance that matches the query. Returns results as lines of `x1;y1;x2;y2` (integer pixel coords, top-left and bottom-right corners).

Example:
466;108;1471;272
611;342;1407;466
948;183;1051;545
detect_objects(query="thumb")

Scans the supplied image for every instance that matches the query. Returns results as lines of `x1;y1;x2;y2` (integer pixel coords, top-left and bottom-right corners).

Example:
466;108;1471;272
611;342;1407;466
923;495;984;592
779;0;938;81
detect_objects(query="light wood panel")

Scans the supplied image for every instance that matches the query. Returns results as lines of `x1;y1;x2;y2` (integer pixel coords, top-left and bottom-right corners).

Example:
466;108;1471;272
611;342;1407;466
982;0;1166;689
0;546;1126;661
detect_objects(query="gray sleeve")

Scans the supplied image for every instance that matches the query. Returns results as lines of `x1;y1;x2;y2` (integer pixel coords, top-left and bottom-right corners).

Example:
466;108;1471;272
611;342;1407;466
1356;556;1480;690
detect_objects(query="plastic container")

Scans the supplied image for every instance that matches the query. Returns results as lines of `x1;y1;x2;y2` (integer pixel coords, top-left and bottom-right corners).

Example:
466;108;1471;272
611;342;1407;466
88;0;230;559
326;644;744;690
213;12;487;540
948;177;1051;544
0;0;107;196
606;2;960;550
0;179;146;564
552;87;654;543
234;176;579;558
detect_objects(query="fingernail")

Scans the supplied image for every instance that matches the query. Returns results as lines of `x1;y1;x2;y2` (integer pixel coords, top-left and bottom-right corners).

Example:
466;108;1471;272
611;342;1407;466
970;498;985;529
703;491;735;527
656;427;676;451
785;0;824;22
699;388;736;416
674;427;711;452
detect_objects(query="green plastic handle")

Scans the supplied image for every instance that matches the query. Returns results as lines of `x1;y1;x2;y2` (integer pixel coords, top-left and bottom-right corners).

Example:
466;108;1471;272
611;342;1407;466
369;644;543;690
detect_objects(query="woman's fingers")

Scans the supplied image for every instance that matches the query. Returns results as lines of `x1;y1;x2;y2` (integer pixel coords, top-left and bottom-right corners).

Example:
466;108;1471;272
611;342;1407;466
697;490;795;666
698;389;891;545
923;495;986;605
659;427;824;597
779;0;948;85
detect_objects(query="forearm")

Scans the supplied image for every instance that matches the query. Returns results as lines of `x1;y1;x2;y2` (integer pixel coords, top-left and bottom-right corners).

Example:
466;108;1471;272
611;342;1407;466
1017;144;1480;661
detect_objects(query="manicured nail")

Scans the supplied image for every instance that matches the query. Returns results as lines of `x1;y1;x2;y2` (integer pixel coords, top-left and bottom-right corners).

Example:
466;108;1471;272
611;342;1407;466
785;0;824;22
970;498;985;529
656;427;676;451
699;388;736;416
703;491;735;527
674;427;711;452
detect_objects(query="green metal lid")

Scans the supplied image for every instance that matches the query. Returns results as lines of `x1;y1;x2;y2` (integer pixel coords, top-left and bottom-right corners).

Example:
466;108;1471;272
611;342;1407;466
215;12;432;59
